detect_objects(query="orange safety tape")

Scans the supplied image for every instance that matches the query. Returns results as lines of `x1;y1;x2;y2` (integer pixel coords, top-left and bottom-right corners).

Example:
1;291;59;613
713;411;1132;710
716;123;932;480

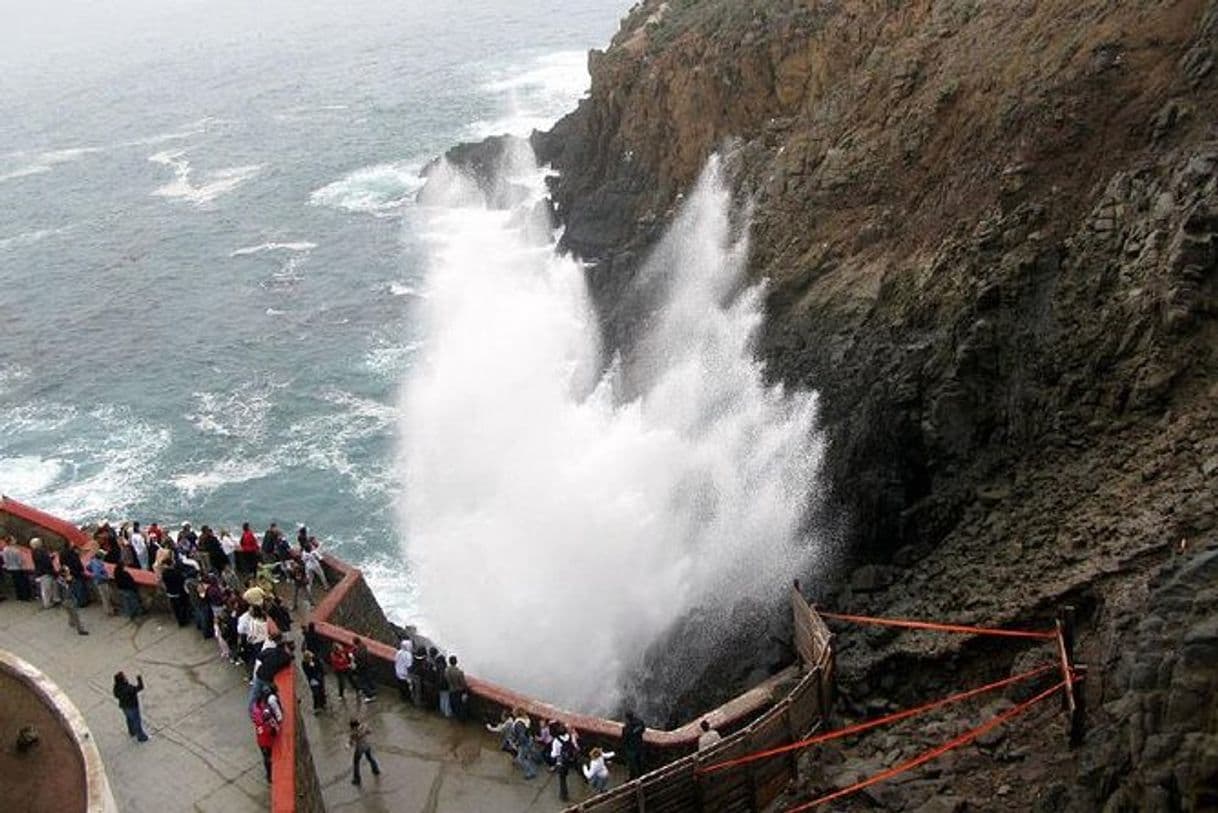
818;610;1058;640
783;678;1069;812
697;662;1058;776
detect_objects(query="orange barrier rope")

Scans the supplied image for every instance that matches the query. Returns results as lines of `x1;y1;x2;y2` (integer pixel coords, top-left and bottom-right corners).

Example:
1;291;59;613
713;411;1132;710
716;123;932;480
784;678;1069;812
697;662;1058;776
817;609;1058;640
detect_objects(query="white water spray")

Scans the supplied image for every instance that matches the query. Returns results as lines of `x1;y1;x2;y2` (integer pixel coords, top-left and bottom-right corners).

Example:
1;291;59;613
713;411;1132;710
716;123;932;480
399;145;824;714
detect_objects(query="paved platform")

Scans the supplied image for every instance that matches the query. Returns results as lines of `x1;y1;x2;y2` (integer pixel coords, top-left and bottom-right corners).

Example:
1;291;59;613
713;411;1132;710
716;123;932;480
0;597;267;813
302;687;613;813
0;595;622;812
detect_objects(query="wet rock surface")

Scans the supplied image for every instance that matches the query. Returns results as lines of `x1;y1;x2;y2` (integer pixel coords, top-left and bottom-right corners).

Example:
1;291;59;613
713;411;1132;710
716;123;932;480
442;0;1218;806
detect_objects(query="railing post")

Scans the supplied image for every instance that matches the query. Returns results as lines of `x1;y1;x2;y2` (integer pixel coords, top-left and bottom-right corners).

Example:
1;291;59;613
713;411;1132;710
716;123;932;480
745;728;759;813
1056;605;1085;747
784;698;800;781
1070;664;1088;748
693;753;706;813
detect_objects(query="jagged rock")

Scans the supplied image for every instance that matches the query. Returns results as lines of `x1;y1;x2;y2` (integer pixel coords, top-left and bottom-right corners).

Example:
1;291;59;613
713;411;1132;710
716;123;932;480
851;564;898;593
436;0;1218;806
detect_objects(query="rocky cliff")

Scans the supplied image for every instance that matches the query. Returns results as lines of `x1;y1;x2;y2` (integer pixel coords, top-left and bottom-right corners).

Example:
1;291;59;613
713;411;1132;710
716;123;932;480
441;0;1217;808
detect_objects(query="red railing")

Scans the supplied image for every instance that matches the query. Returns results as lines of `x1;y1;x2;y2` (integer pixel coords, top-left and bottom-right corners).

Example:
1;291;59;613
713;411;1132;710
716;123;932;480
1;496;813;809
270;668;298;813
1;496;300;811
307;553;799;753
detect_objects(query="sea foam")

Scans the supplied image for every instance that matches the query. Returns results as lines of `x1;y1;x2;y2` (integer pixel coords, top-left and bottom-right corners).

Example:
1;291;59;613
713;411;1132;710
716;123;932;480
399;147;825;714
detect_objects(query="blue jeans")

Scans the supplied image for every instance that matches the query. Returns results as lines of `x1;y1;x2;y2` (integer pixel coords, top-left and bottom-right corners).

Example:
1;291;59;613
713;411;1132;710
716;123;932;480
514;740;537;779
439;690;452;718
121;589;142;618
123;706;148;741
590;772;609;793
352;745;380;783
72;577;89;608
249;676;273;709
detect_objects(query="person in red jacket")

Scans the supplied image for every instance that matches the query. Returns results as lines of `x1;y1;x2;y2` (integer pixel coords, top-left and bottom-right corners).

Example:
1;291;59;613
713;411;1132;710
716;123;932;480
251;687;282;782
329;641;356;699
238;522;260;576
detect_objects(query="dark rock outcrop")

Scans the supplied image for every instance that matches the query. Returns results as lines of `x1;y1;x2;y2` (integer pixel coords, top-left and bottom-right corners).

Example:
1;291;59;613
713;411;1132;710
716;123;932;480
440;0;1218;806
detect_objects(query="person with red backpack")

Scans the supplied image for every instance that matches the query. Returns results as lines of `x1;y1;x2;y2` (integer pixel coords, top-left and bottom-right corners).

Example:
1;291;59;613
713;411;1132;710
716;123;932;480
251;686;282;782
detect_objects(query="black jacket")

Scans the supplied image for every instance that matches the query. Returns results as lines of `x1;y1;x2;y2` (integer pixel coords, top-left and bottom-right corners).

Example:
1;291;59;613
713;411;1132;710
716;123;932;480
61;547;85;578
302;658;325;685
622;718;646;753
202;536;227;570
114;567;138;591
114;676;144;709
256;646;294;682
161;567;186;597
32;548;54;577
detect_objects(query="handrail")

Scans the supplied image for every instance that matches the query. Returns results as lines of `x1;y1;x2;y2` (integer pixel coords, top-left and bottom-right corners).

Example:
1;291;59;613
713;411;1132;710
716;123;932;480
566;590;834;812
270;668;298;813
308;553;800;751
1;498;837;813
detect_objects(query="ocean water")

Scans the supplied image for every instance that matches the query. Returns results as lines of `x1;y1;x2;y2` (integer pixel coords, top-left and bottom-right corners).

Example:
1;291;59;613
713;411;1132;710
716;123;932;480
0;0;627;617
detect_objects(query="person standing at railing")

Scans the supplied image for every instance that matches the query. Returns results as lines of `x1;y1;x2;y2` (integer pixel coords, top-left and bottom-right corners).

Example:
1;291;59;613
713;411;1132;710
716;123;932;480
238;522;260;575
445;655;468;720
329;640;356;699
550;722;580;803
56;568;88;635
302;537;328;592
251;686;282;782
302;649;327;713
85;554;112;615
350;637;378;703
410;642;429;708
31;538;56;608
60;543;88;607
2;535;32;602
130;522;149;570
697;719;722;750
582;747;615;793
113;561;144;618
394;639;414;703
511;712;539;779
621;710;647;779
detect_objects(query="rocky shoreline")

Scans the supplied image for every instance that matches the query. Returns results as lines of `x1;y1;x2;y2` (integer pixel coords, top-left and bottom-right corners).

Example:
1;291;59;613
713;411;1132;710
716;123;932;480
433;0;1217;808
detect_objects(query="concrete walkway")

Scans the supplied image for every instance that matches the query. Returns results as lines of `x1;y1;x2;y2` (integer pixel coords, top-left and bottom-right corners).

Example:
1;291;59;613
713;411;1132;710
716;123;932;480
0;597;267;813
0;595;617;812
302;687;601;813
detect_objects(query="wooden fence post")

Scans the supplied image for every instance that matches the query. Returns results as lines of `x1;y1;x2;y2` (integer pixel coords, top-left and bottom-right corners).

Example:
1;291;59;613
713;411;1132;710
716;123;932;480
1070;664;1088;748
693;753;706;813
1056;605;1085;746
749;728;761;813
784;697;801;781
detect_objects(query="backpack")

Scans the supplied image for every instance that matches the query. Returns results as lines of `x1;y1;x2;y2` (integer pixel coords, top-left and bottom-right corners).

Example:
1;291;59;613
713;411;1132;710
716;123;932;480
251;701;279;735
560;735;580;767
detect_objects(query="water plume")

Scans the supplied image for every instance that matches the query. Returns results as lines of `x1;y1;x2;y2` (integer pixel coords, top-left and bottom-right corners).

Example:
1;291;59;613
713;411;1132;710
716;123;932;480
399;145;824;714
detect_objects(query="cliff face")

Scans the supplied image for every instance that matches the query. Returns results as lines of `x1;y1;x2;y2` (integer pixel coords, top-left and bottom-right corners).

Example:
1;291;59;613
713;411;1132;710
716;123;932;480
526;0;1218;808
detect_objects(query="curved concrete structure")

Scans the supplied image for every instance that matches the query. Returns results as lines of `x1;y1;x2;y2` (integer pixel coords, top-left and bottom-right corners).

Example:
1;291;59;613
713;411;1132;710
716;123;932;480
0;649;118;813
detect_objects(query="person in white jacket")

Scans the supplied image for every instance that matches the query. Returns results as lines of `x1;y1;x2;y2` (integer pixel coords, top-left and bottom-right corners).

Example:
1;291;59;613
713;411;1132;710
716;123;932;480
582;747;615;793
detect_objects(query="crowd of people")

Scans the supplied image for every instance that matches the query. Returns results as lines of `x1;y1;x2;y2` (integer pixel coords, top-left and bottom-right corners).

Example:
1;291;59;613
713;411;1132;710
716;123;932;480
0;518;720;802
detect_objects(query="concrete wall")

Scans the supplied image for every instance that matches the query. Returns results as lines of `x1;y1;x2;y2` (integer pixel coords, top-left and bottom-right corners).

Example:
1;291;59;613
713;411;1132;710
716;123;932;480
0;649;118;813
309;555;814;764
